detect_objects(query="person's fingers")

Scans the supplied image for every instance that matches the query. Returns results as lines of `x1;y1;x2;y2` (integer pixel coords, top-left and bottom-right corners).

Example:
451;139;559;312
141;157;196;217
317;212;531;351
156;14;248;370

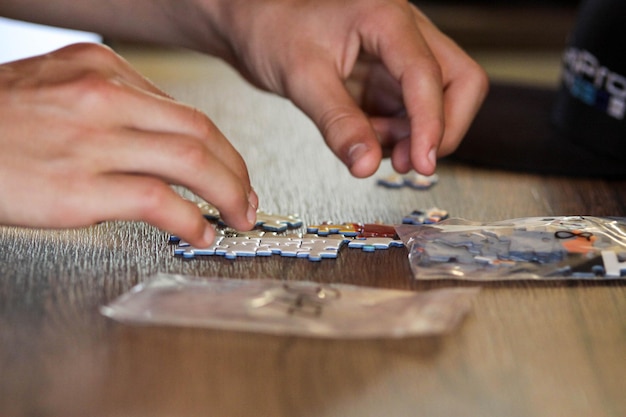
357;4;445;175
359;61;405;117
12;46;255;233
438;67;489;156
284;57;383;177
410;7;489;157
38;73;252;190
77;174;217;247
369;116;414;173
78;128;255;231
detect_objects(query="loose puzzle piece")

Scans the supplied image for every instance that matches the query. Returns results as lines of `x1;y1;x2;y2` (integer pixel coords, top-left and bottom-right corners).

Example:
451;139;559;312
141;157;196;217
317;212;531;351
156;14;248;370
194;200;303;232
402;207;449;225
376;173;405;188
377;172;439;190
404;173;440;190
197;201;221;220
254;211;303;232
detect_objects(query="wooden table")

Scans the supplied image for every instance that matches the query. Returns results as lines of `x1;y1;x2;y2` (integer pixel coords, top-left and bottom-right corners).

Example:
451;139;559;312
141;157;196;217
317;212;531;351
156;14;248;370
1;49;625;417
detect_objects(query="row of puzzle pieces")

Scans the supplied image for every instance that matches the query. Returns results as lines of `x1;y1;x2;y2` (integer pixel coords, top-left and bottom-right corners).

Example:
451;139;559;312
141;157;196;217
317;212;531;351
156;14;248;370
170;202;448;261
174;233;405;261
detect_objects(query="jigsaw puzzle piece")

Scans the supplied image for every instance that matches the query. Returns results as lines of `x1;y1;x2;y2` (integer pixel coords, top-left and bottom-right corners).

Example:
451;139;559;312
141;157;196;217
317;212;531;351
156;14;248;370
403;173;439;190
259;236;302;257
402;207;449;225
358;224;398;238
254;211;303;232
298;236;346;261
601;250;626;278
191;200;303;233
474;255;516;267
307;222;360;237
508;230;566;263
376;173;406;188
423;241;476;264
197;201;221;220
214;237;262;259
435;232;483;251
376;172;439;190
174;236;225;259
348;237;404;252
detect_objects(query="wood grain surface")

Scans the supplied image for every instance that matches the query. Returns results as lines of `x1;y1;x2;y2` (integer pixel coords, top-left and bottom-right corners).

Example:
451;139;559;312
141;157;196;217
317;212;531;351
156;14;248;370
1;51;625;417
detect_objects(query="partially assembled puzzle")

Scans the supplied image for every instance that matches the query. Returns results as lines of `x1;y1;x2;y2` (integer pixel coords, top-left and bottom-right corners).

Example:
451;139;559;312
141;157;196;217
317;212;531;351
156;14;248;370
170;202;449;261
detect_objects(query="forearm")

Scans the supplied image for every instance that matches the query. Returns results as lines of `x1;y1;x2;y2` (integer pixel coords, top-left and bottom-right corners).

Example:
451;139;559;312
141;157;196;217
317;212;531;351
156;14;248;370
0;0;229;56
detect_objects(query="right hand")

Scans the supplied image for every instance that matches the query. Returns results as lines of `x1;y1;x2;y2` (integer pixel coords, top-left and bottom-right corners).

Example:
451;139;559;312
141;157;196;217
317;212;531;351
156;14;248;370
201;0;488;177
0;43;257;246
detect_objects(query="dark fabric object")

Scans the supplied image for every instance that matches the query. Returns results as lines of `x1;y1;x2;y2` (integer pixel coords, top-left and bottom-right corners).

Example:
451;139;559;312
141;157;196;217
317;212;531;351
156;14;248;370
451;0;626;178
551;0;626;159
449;82;626;178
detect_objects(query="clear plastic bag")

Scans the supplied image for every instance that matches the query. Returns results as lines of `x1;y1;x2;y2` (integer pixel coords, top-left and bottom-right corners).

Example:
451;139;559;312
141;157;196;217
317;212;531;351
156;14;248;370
101;274;478;339
397;216;626;281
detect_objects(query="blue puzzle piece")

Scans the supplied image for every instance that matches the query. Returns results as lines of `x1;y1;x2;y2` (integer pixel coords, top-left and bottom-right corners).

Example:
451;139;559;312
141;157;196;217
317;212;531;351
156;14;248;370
377;173;439;190
348;237;404;252
402;207;449;225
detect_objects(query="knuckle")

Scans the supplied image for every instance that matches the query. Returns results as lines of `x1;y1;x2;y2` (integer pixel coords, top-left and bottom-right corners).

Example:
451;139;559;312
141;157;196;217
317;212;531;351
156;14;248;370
472;63;490;99
187;107;218;139
172;139;209;170
69;73;124;110
50;70;106;102
318;106;361;142
62;42;117;64
135;182;172;217
420;59;444;85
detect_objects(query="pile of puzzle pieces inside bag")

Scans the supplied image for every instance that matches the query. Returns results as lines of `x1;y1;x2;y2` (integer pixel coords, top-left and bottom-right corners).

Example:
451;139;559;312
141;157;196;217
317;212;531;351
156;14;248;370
397;216;626;279
169;201;449;261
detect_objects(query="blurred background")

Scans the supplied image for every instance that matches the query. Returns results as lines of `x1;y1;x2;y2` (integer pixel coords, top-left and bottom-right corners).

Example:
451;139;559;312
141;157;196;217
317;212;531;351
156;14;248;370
0;17;101;64
416;1;578;87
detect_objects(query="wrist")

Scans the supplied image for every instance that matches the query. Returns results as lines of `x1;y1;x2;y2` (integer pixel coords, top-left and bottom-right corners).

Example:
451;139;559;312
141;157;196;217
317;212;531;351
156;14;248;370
173;0;241;62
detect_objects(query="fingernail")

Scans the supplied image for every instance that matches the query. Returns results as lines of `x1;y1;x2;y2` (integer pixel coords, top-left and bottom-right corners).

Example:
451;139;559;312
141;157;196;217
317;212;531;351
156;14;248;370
347;143;368;167
247;190;258;226
428;148;437;169
248;188;259;210
203;224;215;246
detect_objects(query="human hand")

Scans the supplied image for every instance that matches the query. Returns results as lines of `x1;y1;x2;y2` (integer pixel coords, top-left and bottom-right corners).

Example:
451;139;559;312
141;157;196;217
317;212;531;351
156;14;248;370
0;43;257;246
202;0;488;176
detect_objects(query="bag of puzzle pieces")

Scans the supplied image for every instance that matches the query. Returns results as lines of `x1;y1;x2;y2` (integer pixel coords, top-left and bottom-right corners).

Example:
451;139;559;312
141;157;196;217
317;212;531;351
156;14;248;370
396;216;626;281
101;274;478;339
